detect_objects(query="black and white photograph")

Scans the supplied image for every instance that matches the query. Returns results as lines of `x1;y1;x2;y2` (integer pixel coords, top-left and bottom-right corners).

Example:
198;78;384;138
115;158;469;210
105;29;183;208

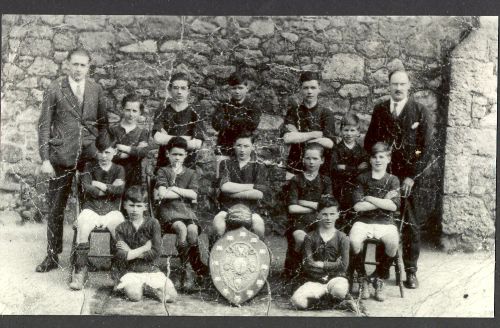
0;13;496;317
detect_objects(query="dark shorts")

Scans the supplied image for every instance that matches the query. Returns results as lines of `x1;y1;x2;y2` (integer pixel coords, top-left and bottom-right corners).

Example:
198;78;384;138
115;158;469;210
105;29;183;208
159;218;200;235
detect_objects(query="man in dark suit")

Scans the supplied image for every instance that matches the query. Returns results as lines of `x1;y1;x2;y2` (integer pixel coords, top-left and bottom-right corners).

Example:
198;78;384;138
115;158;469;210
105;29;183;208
364;70;431;289
36;48;109;272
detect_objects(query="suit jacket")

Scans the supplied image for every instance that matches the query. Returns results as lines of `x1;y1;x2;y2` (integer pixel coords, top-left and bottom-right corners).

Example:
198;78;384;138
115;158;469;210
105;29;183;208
364;98;431;179
38;76;109;168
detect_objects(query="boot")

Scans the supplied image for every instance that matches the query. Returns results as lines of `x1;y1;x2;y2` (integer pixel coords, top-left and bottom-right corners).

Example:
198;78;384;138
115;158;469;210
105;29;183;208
69;243;89;290
35;253;59;273
177;242;195;292
373;254;395;302
360;277;371;300
373;278;385;302
188;243;209;289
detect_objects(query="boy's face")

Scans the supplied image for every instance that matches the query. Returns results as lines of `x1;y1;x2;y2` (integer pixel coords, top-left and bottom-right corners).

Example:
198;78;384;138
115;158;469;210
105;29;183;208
301;80;320;104
390;71;410;102
234;137;254;162
122;101;142;124
370;151;391;172
318;206;340;229
123;200;146;220
170;79;189;104
167;147;187;167
96;146;117;167
303;149;324;173
68;53;90;82
341;124;360;144
230;83;249;102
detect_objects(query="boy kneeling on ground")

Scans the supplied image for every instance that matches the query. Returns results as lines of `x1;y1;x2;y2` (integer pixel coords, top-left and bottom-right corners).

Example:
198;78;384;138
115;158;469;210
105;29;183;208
291;196;360;313
350;142;400;302
70;133;125;290
113;186;177;303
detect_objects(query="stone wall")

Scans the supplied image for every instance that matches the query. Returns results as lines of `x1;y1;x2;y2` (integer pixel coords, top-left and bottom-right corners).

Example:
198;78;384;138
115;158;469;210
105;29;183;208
1;16;476;234
441;16;497;252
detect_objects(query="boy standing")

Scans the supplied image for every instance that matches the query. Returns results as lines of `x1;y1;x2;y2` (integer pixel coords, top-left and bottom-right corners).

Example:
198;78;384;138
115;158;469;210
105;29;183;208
70;133;125;290
155;137;207;291
330;112;369;232
350;142;401;302
291;196;351;310
153;72;204;169
212;130;269;240
282;71;336;178
283;143;332;279
109;93;149;188
113;186;177;303
212;72;261;170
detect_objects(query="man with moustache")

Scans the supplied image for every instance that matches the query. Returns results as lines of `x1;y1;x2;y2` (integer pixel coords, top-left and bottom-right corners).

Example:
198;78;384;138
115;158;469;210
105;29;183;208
364;69;431;289
36;48;109;272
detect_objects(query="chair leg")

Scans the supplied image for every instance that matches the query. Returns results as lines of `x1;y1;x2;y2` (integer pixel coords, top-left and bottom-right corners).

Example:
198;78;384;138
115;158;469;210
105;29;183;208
394;252;404;298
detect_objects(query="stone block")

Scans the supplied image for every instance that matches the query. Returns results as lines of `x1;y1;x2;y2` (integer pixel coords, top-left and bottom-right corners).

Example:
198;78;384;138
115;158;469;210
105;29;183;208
98;79;117;89
322;53;364;81
281;32;299;43
444;127;472;156
452;30;490;62
338;84;370;98
370;68;389;85
471;95;489;119
443;156;470;195
201;65;235;79
9;25;54;39
234;49;268;67
19;38;52;57
386;58;406;72
249;19;275;36
214;16;227;28
39;15;64;25
108;15;135;26
314;18;331;30
297;38;326;54
64;15;106;30
2;15;19;25
450;58;496;99
1;144;23;163
2;63;25;82
53;32;77;50
470;129;496;157
190;19;218;34
27;57;59;77
79;31;116;50
257;114;284;131
183;53;209;67
407;34;441;58
16;77;38;89
119;40;157;53
322;97;350;114
135;16;182;38
479;110;496;129
239;37;260;49
447;91;472;127
114;60;166;80
356;40;385;58
322;28;342;43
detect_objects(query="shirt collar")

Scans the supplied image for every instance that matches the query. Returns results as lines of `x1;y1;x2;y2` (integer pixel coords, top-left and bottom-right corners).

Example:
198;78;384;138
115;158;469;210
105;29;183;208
68;76;85;91
390;97;408;116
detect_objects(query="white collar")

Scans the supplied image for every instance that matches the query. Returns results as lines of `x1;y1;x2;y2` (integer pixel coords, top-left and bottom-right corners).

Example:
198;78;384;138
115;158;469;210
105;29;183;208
390;97;408;116
68;76;85;92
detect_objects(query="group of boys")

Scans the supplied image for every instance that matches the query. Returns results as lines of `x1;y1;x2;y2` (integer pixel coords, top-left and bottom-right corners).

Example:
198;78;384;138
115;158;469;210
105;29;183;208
36;48;430;308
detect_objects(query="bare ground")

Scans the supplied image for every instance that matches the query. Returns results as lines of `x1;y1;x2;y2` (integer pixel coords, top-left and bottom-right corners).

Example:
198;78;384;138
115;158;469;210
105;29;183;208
0;211;494;317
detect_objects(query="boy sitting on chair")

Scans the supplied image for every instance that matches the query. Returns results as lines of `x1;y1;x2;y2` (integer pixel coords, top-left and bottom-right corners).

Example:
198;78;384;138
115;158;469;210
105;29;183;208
155;137;207;292
212;130;269;240
283;142;332;280
350;142;400;302
291;196;352;310
113;186;177;303
70;133;126;290
109;93;149;188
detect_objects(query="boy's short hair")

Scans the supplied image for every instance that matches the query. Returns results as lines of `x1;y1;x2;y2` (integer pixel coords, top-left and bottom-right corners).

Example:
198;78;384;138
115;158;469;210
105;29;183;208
67;48;91;61
123;185;148;203
121;93;145;114
303;142;324;157
299;71;321;84
233;129;256;144
228;71;248;86
166;136;188;152
169;72;191;88
371;142;392;156
96;131;116;152
317;195;339;213
341;112;360;129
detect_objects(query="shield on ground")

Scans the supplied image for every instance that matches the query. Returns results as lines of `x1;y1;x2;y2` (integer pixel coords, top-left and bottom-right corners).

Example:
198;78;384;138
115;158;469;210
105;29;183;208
209;227;271;306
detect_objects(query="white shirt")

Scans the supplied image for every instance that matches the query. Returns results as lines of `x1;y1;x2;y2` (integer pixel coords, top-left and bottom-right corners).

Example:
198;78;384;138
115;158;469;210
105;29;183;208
68;76;85;102
390;97;408;117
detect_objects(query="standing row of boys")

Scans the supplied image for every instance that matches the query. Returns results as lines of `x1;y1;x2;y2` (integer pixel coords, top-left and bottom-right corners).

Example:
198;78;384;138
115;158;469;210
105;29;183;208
36;48;430;306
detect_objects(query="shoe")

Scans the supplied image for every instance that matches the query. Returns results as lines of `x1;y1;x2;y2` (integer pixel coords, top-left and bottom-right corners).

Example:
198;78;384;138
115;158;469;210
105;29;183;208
35;254;59;272
69;267;88;290
360;278;371;300
404;272;419;289
182;263;196;293
373;278;385;302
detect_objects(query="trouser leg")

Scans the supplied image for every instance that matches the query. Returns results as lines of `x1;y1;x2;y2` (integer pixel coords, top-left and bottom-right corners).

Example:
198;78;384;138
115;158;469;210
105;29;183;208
47;167;75;255
402;196;420;274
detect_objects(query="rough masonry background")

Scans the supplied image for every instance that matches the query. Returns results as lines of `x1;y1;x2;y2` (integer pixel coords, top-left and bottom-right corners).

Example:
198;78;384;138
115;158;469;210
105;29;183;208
0;15;494;251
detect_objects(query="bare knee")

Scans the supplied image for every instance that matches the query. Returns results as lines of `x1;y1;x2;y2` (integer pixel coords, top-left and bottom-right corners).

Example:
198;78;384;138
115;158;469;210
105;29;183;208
213;211;227;236
186;224;199;245
172;221;188;243
292;230;306;251
251;214;265;238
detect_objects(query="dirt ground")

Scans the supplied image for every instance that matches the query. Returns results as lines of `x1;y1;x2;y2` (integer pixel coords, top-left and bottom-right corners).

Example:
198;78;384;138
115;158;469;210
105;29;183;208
0;211;494;317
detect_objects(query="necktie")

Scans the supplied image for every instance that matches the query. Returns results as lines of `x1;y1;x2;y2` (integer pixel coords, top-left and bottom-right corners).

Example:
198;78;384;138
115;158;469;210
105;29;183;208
75;84;83;105
392;102;399;117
